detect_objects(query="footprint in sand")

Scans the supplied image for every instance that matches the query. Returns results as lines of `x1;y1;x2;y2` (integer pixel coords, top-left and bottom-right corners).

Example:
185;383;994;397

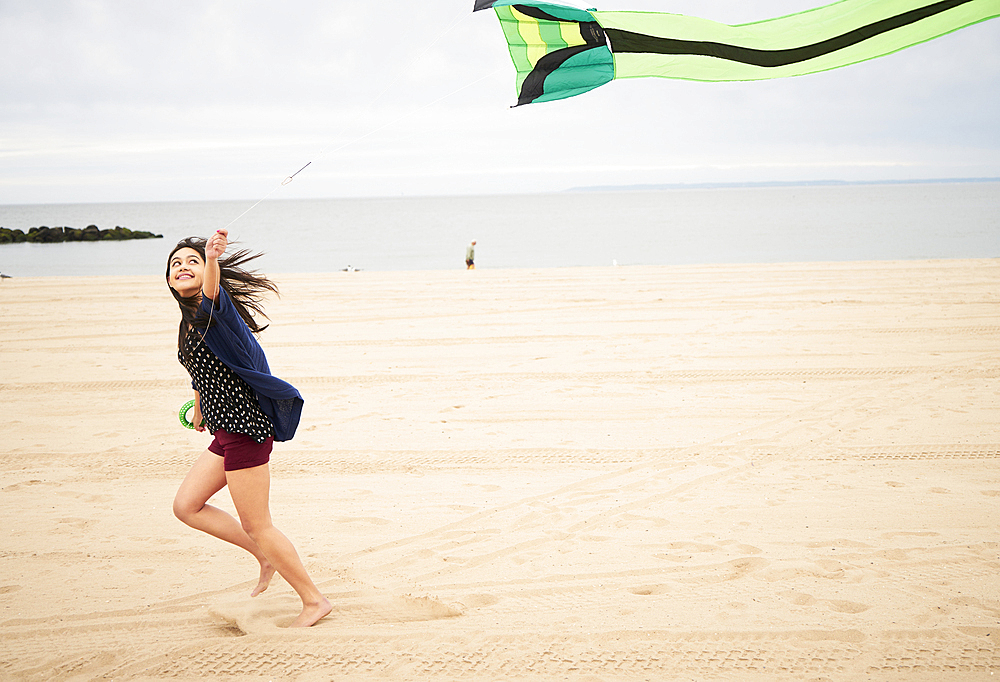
1;479;47;492
780;590;818;606
629;585;669;596
56;517;97;531
464;483;501;493
664;541;718;554
56;490;114;504
459;594;500;609
780;591;870;613
825;599;871;614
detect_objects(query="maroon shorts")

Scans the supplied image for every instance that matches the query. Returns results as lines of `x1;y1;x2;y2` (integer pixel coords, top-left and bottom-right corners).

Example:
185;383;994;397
208;430;273;471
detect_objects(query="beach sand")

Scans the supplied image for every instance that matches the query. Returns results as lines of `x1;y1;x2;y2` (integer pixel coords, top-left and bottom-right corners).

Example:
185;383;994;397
1;260;998;680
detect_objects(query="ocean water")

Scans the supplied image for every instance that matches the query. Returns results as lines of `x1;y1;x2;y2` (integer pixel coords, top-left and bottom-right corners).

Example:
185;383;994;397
1;182;997;277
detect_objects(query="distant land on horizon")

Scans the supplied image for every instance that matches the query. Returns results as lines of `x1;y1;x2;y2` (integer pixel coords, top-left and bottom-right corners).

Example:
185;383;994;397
564;177;1000;193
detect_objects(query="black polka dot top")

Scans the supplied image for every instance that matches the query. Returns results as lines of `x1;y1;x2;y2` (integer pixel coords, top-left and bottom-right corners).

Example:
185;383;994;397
179;330;274;443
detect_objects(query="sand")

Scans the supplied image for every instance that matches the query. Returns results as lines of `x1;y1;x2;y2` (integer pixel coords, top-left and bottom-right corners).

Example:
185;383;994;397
1;259;998;681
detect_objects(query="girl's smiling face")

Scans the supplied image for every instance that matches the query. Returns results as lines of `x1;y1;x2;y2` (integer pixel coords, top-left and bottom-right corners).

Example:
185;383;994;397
168;247;205;298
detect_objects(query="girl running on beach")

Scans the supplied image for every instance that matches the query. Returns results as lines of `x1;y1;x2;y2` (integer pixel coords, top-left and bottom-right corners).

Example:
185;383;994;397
166;229;331;627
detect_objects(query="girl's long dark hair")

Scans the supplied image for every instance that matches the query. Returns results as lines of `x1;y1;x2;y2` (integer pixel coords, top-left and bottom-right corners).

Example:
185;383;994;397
167;237;278;360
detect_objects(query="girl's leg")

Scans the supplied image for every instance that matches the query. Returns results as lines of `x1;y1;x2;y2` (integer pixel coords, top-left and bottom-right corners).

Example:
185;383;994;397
173;449;275;596
225;463;331;627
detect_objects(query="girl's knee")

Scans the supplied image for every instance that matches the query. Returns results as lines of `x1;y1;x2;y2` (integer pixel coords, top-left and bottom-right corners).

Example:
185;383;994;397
173;495;200;524
240;518;272;543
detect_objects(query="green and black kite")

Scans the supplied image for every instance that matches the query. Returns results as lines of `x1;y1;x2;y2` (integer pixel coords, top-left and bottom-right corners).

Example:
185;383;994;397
474;0;999;105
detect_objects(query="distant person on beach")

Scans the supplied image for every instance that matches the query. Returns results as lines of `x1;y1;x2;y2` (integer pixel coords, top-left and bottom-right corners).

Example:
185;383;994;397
166;230;331;628
466;240;476;269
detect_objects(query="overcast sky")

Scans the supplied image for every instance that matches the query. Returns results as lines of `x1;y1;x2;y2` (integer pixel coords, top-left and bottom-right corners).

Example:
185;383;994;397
2;0;998;205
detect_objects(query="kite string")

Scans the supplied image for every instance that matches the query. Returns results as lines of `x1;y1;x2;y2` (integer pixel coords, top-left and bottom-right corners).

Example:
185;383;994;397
363;8;473;111
221;8;478;233
289;7;477;173
306;65;503;161
220;63;502;233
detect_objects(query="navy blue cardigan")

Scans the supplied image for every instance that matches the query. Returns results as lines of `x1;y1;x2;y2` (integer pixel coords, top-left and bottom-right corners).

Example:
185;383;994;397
195;288;303;442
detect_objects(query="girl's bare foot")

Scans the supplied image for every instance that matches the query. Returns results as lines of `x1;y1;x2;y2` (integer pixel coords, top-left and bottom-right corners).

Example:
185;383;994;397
289;596;332;627
250;561;276;597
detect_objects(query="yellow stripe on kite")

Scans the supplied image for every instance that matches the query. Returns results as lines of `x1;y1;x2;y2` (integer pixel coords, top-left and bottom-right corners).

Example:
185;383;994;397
511;7;547;67
560;20;588;48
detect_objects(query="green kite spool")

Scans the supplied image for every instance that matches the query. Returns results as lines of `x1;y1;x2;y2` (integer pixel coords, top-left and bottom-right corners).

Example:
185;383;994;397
179;399;196;429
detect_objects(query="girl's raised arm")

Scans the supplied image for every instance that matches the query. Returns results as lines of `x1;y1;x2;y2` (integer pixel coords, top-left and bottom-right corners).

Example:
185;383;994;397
202;230;227;301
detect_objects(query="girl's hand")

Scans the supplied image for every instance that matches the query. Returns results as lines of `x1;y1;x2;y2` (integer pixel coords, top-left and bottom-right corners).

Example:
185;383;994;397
202;230;225;300
193;397;206;432
205;229;228;260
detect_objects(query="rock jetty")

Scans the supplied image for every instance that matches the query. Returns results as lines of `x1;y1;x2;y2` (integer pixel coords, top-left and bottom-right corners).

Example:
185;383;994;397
0;225;163;244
